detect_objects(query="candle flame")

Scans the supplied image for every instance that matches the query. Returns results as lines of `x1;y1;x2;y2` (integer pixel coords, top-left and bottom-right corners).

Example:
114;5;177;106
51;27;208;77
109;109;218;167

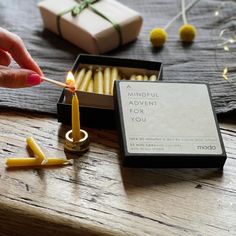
66;71;75;87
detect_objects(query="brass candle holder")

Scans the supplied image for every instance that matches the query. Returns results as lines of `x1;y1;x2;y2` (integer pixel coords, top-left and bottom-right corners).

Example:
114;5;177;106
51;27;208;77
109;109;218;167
64;129;89;153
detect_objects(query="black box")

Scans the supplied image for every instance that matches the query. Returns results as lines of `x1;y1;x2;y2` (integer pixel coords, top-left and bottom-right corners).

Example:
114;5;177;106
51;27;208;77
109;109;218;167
57;54;163;129
114;81;227;168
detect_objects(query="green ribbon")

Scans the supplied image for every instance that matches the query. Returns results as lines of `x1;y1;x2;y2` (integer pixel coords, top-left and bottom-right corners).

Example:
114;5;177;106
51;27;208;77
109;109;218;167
56;0;122;46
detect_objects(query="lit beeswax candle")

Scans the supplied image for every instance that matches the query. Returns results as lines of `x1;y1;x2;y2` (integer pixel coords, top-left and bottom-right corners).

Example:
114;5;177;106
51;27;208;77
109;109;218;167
78;68;92;91
136;75;143;81
94;68;103;94
26;137;47;164
72;93;80;142
143;75;148;81
6;157;69;168
75;68;86;89
130;74;136;80
103;67;110;95
110;67;118;95
87;79;94;93
149;75;157;81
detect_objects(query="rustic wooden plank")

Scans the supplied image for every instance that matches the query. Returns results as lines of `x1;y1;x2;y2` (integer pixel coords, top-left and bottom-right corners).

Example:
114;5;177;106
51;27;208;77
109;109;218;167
1;0;236;235
0;0;236;114
0;109;236;235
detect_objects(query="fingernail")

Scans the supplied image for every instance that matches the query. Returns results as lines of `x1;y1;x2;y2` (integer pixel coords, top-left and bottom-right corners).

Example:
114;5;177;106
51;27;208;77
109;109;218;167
27;73;41;86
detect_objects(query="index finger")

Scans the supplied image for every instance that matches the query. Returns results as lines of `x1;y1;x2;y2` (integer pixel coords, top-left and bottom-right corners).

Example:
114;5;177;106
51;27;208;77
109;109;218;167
0;27;43;76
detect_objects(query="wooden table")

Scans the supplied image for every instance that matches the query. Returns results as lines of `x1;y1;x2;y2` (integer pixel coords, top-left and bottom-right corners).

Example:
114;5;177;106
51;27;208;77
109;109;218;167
0;108;235;236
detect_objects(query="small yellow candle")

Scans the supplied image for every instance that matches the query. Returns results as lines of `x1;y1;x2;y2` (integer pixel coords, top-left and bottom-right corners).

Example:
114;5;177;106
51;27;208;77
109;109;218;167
130;74;136;80
75;68;86;89
149;75;157;81
6;157;70;168
136;75;143;81
110;67;118;95
26;137;46;164
72;93;80;142
94;68;103;94
143;75;148;81
103;67;110;95
78;68;92;91
87;79;94;93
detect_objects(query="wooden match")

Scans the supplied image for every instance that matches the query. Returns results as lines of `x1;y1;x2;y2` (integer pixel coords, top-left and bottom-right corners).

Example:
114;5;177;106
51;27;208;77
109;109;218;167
41;76;75;91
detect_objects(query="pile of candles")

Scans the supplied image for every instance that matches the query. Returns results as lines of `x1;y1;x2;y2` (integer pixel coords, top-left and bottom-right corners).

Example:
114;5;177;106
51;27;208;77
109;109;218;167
74;67;158;95
6;137;70;168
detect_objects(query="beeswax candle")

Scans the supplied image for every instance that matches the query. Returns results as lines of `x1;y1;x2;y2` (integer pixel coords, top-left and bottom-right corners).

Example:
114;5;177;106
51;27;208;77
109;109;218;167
78;68;92;91
143;75;148;81
87;79;94;93
94;68;103;94
110;68;118;95
6;157;69;168
75;68;86;89
72;93;80;142
136;75;143;81
149;75;157;81
130;75;136;80
103;67;110;95
26;137;47;164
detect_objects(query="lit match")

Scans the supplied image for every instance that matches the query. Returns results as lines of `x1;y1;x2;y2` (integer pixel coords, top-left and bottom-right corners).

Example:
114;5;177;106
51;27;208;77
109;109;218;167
41;71;75;91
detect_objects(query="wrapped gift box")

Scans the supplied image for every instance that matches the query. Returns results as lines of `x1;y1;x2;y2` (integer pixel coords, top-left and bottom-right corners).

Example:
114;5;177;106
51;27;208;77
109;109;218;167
38;0;143;54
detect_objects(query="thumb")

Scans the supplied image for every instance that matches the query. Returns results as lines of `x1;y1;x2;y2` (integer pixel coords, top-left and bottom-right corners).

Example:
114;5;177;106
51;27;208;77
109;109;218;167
0;66;42;88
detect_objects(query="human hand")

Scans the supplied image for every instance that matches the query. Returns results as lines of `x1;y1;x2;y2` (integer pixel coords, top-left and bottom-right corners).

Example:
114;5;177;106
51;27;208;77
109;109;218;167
0;27;43;88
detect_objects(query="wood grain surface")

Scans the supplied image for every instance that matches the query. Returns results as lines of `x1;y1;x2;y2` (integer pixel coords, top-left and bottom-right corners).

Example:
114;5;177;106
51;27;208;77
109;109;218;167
0;0;236;114
0;108;236;236
1;0;236;235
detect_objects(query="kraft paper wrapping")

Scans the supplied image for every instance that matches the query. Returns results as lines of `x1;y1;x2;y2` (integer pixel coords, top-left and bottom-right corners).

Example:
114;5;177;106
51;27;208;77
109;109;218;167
38;0;143;54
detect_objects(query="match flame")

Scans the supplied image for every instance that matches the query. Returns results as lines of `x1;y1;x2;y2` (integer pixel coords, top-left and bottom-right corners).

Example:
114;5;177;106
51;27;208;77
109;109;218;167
66;71;75;87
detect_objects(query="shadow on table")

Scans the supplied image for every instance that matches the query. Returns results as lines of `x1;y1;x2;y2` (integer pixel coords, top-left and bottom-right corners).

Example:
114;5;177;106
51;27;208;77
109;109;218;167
56;113;230;196
119;166;224;194
112;133;225;192
218;110;236;124
34;29;83;57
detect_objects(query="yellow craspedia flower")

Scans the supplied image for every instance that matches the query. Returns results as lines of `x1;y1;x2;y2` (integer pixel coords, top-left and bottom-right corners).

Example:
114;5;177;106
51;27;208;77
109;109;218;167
179;24;196;42
149;28;168;47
